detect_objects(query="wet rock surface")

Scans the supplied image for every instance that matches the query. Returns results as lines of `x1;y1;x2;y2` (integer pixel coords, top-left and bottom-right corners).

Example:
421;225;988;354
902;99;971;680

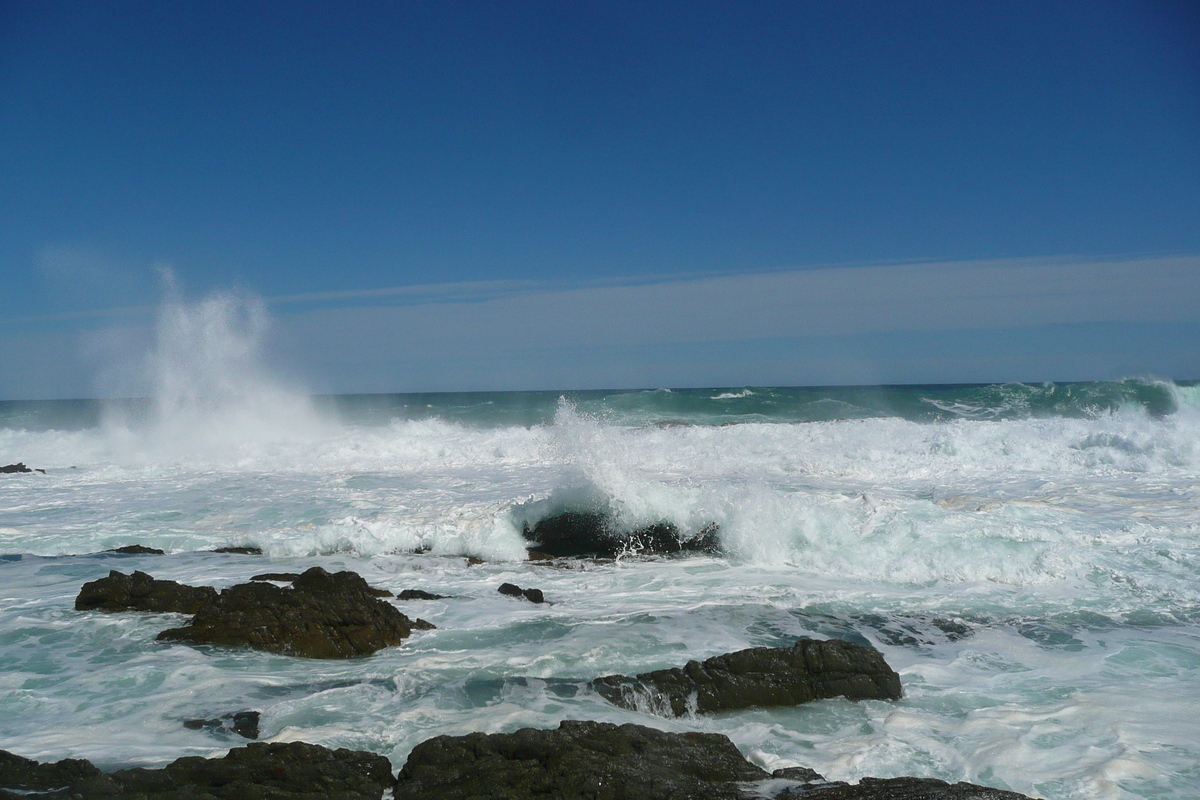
397;589;447;600
591;637;903;716
498;582;546;603
75;571;218;615
211;546;263;555
183;710;261;740
105;544;165;555
392;719;769;800
523;511;721;557
0;749;100;794
781;776;1033;799
157;566;432;658
0;742;392;800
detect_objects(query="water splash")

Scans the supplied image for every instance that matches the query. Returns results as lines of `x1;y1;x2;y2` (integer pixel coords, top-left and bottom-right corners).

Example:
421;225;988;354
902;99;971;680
103;281;331;462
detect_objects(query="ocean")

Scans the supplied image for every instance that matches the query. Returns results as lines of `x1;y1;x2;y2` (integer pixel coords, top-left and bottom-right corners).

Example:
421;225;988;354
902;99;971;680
2;353;1198;798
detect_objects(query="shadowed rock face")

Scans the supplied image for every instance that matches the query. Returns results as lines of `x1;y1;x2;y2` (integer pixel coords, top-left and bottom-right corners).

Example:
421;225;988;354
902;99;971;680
591;638;902;716
393;719;769;800
156;567;432;659
0;742;392;800
523;511;721;557
0;749;100;793
75;571;218;615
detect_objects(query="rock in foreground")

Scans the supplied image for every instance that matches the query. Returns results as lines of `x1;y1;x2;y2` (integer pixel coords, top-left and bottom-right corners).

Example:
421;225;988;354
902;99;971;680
591;638;902;716
75;571;218;614
157;567;432;658
790;777;1033;799
393;719;768;800
392;721;1034;800
523;511;720;557
0;741;392;800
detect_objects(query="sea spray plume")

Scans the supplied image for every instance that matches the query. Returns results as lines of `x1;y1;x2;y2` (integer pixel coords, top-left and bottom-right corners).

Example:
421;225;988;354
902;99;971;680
106;278;331;461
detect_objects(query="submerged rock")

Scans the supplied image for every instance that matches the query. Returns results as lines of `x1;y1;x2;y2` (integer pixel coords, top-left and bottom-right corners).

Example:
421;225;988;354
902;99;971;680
392;719;768;800
523;511;721;557
591;637;902;716
157;566;432;658
0;741;393;799
397;589;447;600
211;546;263;555
105;544;165;555
183;710;261;740
782;777;1032;799
497;582;546;603
75;571;217;615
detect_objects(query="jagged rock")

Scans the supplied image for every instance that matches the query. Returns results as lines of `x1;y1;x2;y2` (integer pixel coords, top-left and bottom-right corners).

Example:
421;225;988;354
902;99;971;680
212;546;263;555
397;589;446;600
0;749;100;792
392;719;769;800
157;567;433;658
75;571;218;614
1;463;43;474
497;582;545;603
0;741;393;799
251;572;303;582
183;710;261;740
591;638;902;716
105;544;165;555
523;511;721;557
781;776;1032;799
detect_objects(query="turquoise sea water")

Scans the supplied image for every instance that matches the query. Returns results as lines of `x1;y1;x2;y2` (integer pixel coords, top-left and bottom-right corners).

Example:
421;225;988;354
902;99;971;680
2;376;1198;799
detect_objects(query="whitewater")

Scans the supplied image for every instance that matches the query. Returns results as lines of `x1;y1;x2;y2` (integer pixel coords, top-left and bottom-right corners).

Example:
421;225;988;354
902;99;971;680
1;295;1198;799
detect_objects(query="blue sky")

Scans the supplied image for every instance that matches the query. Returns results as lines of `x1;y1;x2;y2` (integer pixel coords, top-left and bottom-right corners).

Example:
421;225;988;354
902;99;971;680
1;1;1198;397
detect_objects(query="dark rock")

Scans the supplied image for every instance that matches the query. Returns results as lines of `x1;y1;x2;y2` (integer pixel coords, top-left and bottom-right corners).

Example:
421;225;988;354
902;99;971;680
1;463;34;474
781;776;1032;799
251;572;302;582
397;589;446;601
75;571;218;615
29;741;394;799
105;544;165;555
212;546;263;555
591;637;902;716
773;765;825;782
157;567;433;658
465;557;484;566
523;511;721;557
392;719;768;800
497;582;546;603
0;749;100;792
183;710;261;740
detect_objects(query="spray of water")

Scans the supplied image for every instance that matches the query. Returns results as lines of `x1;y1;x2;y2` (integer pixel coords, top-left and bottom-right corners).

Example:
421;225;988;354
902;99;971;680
103;278;331;461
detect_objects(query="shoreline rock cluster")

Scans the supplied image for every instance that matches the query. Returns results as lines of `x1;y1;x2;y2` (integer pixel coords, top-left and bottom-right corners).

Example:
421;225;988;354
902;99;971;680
38;536;1032;798
0;722;1034;799
75;566;433;659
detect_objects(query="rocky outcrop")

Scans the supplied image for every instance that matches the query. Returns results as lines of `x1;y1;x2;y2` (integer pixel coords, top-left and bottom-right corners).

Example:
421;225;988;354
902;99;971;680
105;544;165;555
523;511;721;557
498;582;545;603
0;742;392;799
157;567;432;659
591;638;902;716
392;719;768;800
75;571;218;614
0;749;100;794
1;463;44;474
183;710;260;740
212;546;263;555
